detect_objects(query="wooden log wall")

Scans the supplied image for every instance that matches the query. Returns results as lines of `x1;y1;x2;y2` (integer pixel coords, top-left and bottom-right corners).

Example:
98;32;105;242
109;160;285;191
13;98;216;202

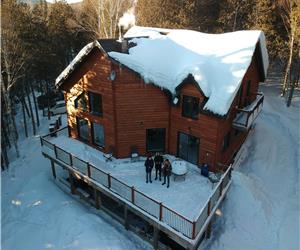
60;45;264;171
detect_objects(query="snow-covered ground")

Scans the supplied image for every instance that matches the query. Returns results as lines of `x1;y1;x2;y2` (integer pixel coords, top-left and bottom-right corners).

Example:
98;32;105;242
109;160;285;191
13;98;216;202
1;108;152;250
204;83;300;250
2;83;299;250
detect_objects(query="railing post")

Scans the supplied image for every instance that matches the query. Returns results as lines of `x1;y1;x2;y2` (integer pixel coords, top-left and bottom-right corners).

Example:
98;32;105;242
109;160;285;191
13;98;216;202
207;200;211;216
131;186;135;204
192;221;196;239
40;137;43;146
87;163;91;178
54;145;58;158
69;154;73;166
108;174;111;188
159;203;163;221
219;180;223;196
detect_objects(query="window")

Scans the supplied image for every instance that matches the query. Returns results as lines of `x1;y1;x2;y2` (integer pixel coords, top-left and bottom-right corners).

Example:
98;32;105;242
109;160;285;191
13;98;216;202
88;92;103;116
182;95;199;119
92;123;105;147
146;128;166;152
238;85;243;107
245;80;251;106
77;117;89;141
222;131;231;152
246;80;251;97
75;92;87;111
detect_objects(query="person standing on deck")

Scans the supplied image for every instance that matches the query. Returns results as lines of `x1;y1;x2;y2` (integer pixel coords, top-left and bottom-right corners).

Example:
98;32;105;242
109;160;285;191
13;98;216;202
144;155;154;183
162;159;172;188
154;152;163;181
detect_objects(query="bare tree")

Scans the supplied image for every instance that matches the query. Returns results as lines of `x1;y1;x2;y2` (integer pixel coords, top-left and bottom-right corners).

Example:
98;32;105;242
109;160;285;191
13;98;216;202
75;0;135;39
278;0;300;96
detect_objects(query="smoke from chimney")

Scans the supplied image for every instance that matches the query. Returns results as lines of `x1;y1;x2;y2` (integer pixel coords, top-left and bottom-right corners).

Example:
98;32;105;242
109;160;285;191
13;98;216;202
118;7;136;34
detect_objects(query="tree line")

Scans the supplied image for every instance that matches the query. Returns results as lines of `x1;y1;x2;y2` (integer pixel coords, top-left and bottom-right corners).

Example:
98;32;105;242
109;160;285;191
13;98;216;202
1;0;299;169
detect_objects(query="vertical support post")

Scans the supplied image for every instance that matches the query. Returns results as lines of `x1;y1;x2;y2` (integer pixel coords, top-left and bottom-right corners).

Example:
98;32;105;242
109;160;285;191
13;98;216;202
87;164;91;178
94;188;101;209
40;137;43;146
69;153;73;166
108;174;111;188
206;222;212;239
54;145;57;158
153;227;159;250
159;202;163;221
206;200;212;239
51;160;56;179
192;221;196;239
131;186;135;204
124;205;129;230
69;170;76;194
219;181;223;197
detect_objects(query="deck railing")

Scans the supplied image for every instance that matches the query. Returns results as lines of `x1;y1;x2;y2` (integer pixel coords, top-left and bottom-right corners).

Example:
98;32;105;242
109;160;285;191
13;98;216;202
233;93;264;131
41;130;232;240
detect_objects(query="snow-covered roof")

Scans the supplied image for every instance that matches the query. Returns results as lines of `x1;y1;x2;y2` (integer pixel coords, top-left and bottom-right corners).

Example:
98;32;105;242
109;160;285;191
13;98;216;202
55;26;268;116
108;26;269;115
55;41;102;87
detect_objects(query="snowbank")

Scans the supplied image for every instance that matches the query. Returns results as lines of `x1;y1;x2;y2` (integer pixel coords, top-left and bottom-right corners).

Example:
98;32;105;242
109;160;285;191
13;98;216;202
109;26;269;115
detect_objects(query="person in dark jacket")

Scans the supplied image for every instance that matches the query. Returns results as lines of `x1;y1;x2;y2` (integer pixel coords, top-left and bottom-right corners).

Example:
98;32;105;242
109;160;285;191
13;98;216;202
144;156;154;183
154;152;163;181
162;159;172;188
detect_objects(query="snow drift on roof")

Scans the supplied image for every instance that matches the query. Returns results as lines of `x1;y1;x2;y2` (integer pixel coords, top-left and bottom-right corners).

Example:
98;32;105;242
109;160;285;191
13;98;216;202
109;26;269;115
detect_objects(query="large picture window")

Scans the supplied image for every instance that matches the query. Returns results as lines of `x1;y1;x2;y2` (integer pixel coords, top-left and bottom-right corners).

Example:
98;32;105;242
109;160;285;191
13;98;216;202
89;92;103;116
77;117;89;141
92;122;105;147
182;95;199;119
146;128;166;152
75;92;87;111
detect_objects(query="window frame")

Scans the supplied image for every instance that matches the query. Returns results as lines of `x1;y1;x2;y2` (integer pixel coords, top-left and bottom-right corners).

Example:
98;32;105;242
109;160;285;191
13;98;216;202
76;116;89;142
222;131;231;152
182;95;200;120
88;91;103;116
74;92;88;112
146;128;166;152
91;122;105;148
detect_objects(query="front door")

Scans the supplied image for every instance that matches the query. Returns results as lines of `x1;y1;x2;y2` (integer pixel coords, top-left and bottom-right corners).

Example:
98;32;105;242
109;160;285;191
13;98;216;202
178;132;199;165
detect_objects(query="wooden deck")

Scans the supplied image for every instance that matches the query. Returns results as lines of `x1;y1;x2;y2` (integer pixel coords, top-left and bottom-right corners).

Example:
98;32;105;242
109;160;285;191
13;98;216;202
40;128;233;249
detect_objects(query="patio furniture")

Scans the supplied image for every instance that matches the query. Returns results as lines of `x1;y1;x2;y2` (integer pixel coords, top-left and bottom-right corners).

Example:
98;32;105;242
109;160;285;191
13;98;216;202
172;160;188;181
130;146;140;162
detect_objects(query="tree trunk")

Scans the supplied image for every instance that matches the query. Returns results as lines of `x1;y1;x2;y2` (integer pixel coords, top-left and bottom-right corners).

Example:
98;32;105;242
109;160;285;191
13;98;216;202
29;81;40;127
1;76;19;157
281;32;294;96
1;145;9;170
25;81;36;135
21;96;29;137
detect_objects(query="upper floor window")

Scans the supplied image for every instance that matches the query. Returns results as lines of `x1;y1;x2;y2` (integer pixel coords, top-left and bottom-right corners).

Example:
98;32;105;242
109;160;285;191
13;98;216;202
222;131;231;152
75;92;87;111
88;92;103;116
182;95;199;119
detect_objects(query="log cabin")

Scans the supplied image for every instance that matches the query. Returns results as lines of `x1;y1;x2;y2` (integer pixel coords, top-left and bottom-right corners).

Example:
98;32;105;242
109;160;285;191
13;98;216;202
55;26;268;172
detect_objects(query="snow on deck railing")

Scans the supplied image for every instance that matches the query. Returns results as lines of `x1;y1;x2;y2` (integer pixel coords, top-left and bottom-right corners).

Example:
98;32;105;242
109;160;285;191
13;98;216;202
40;130;231;240
233;93;264;130
194;164;233;239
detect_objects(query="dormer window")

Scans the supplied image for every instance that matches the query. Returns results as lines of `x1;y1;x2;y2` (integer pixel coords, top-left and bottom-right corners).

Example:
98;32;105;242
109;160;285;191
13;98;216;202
74;92;87;111
182;95;199;119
